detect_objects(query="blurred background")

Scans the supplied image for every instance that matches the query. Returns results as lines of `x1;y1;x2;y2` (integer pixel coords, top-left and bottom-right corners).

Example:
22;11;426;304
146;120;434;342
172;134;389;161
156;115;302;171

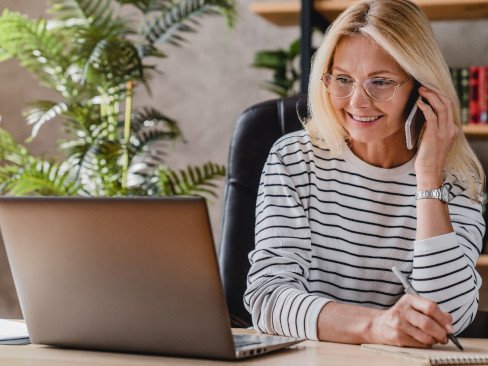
0;0;487;318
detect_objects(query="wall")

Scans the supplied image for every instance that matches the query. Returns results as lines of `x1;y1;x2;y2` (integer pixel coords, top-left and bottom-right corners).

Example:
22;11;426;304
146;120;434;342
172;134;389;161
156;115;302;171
0;0;487;317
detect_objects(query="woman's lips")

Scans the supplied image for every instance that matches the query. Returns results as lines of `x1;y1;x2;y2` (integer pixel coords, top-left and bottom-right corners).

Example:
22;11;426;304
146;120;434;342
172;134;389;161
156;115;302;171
346;112;384;127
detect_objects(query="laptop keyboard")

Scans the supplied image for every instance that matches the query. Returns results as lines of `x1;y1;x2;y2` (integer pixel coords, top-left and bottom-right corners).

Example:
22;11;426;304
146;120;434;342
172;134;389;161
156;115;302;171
233;334;263;348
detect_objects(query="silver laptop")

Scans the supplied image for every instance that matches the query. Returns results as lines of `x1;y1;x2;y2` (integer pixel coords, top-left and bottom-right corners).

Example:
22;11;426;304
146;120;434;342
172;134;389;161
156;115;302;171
0;197;303;359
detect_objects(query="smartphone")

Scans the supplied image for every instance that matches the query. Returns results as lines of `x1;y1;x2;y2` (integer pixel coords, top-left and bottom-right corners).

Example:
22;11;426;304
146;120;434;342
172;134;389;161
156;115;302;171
405;97;421;150
404;85;425;150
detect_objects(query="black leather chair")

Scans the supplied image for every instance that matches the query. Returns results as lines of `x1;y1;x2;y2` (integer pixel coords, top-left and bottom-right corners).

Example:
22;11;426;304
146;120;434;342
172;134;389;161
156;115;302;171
218;95;304;327
218;95;488;337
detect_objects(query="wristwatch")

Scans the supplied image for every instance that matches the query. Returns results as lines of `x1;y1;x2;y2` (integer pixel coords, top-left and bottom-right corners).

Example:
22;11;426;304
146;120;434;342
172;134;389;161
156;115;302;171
415;185;450;204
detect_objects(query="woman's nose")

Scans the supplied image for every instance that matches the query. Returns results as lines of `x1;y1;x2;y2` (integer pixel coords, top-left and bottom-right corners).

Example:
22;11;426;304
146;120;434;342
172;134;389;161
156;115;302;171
349;84;372;108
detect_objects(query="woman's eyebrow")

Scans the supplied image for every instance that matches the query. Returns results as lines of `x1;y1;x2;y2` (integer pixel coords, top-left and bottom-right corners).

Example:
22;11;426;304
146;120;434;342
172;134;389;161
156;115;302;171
332;66;399;77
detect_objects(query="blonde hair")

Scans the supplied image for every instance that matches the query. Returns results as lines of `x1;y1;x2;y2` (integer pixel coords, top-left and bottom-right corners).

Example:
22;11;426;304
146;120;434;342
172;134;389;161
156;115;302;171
305;0;485;200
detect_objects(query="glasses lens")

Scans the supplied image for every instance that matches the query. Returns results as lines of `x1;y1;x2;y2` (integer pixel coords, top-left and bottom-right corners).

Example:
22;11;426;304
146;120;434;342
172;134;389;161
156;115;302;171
364;78;397;101
322;74;353;98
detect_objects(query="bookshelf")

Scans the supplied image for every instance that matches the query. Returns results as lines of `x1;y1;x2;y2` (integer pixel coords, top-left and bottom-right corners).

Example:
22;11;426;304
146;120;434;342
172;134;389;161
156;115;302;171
250;0;488;26
463;125;488;138
478;254;488;267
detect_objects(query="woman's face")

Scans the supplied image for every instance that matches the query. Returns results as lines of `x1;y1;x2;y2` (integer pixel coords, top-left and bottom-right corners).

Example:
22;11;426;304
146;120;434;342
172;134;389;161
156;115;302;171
328;36;414;148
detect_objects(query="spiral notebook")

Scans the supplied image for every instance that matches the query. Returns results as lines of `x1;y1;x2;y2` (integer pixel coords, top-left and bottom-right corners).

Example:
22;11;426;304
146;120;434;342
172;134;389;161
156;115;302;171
361;341;488;365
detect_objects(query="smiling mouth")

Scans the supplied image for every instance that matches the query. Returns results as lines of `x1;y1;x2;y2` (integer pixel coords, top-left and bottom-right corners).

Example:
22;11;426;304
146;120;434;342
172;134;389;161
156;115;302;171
347;112;383;124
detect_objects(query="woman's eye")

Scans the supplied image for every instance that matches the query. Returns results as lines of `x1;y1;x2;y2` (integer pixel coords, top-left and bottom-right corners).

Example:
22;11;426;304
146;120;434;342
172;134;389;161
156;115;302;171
336;76;353;84
371;79;395;87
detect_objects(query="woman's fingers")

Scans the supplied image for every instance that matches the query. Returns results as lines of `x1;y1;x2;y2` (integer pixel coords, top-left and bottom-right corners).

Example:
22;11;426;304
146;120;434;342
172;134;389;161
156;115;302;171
382;295;451;347
402;320;438;346
418;87;446;130
403;306;449;344
416;96;436;125
417;86;458;139
408;294;453;332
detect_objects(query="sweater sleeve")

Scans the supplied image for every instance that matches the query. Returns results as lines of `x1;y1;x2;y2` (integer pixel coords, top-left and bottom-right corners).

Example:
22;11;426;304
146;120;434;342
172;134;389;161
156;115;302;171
243;142;330;340
410;183;485;335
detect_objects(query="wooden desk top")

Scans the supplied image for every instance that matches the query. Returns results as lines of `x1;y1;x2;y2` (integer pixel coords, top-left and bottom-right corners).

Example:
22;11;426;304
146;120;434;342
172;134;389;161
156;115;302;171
0;330;486;366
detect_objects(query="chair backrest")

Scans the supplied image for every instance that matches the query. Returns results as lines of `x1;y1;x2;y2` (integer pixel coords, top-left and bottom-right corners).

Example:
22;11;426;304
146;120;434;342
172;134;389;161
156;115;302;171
218;95;305;327
458;310;488;338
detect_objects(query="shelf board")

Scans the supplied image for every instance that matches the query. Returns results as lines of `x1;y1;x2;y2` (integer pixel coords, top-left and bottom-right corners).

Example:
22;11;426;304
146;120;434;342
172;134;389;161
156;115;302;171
250;0;488;26
477;254;488;267
462;124;488;138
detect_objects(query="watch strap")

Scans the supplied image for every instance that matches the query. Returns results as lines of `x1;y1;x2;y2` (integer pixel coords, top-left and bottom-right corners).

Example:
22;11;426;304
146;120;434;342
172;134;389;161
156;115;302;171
415;185;450;204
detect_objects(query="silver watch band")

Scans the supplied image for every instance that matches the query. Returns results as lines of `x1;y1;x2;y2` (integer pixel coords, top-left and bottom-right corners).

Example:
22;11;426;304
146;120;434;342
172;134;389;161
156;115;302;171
415;185;450;204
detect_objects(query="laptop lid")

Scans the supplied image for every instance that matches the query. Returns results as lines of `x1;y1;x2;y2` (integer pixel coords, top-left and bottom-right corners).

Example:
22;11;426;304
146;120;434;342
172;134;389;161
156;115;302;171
0;197;237;359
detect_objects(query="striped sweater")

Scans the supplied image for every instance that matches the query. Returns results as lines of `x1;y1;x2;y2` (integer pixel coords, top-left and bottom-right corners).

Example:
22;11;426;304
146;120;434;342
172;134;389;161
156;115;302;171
244;130;484;340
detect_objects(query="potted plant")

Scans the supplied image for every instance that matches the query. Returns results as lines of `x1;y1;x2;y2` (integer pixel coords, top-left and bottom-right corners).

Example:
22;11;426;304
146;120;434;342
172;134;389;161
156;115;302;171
0;0;236;197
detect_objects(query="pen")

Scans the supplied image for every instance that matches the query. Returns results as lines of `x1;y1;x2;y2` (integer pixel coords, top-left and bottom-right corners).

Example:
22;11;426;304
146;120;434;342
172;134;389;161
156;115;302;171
391;266;463;351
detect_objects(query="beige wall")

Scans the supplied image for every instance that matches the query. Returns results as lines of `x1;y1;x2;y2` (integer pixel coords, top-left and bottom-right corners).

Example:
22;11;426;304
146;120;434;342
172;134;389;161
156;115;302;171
0;0;487;317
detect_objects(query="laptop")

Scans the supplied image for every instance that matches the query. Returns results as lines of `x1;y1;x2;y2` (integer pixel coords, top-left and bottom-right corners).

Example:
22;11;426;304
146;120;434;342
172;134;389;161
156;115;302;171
0;196;303;359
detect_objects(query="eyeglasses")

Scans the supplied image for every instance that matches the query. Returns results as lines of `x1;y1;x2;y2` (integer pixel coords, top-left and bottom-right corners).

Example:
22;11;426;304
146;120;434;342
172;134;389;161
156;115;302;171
321;73;409;102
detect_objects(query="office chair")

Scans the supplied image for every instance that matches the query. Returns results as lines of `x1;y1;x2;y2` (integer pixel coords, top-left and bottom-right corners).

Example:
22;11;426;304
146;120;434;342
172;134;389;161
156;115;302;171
218;95;488;336
218;95;305;327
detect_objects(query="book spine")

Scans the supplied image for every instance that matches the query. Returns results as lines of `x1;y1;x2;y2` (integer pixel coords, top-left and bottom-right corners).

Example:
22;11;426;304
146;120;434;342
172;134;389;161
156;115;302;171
460;67;470;124
450;68;461;122
469;66;480;124
479;66;488;124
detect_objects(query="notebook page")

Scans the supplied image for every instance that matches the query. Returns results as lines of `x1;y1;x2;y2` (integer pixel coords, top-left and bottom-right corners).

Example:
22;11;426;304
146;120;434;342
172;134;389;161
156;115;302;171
0;319;29;340
361;342;488;365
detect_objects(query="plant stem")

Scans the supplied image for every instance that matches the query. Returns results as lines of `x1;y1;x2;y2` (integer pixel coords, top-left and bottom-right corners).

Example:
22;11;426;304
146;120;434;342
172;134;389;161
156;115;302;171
121;80;133;191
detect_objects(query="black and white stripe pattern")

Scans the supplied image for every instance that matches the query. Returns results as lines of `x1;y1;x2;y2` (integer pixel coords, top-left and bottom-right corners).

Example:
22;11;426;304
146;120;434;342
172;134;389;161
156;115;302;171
244;130;484;340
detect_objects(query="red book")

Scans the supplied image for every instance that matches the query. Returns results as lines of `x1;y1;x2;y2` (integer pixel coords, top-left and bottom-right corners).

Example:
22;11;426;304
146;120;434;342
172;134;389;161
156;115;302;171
469;66;480;124
479;66;488;124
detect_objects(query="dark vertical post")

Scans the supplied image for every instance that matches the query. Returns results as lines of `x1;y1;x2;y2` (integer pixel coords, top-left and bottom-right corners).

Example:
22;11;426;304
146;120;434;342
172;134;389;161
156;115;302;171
300;0;312;94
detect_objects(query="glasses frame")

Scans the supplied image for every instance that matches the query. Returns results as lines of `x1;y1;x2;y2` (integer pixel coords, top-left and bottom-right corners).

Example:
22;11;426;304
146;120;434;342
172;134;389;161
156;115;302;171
321;73;410;102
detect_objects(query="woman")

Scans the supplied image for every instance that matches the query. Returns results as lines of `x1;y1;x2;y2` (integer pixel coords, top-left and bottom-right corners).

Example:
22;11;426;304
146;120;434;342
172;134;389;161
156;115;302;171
244;0;485;347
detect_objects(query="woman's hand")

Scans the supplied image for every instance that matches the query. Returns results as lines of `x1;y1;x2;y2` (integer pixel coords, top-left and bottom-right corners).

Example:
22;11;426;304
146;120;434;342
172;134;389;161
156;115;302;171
370;294;453;348
414;86;459;189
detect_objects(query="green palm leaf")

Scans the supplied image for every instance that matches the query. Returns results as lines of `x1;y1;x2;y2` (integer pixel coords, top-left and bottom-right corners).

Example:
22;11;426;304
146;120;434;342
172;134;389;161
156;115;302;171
23;100;69;138
81;36;145;88
0;127;29;164
0;10;75;96
141;0;236;49
1;159;80;196
114;0;172;13
156;162;225;197
130;107;182;148
49;0;114;27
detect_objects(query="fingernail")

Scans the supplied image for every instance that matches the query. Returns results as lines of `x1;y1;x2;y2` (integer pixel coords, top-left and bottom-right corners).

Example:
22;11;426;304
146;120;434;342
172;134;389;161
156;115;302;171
446;324;453;333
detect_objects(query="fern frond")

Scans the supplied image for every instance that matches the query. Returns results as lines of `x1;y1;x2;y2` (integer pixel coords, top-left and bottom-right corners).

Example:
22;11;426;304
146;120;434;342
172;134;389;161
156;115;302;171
0;10;75;95
130;107;182;148
114;0;172;13
80;32;146;89
23;100;69;138
253;50;289;70
1;159;80;196
141;0;236;48
49;0;115;28
156;162;225;197
0;127;29;165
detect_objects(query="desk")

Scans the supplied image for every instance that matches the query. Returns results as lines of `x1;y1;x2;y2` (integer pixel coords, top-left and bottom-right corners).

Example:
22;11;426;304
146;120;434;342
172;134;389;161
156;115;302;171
0;330;486;366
